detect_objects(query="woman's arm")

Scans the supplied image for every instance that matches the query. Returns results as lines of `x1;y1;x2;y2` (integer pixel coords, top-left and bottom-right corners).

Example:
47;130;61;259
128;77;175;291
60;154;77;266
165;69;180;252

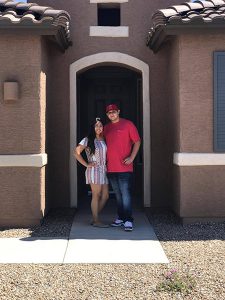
74;145;95;168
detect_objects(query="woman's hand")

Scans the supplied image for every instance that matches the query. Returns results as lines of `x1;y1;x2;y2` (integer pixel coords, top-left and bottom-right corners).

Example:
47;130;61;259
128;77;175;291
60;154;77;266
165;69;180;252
87;162;96;168
74;145;93;168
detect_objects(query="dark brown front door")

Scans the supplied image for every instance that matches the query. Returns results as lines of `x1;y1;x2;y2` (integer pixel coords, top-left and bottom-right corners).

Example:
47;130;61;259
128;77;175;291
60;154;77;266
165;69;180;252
77;66;143;207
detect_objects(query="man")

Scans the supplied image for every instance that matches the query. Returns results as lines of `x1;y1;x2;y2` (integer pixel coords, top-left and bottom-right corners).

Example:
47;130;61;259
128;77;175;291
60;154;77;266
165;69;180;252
104;104;141;231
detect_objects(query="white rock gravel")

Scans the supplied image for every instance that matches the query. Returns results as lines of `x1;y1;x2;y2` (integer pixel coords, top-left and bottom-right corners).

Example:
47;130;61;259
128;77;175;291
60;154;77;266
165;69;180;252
0;210;224;300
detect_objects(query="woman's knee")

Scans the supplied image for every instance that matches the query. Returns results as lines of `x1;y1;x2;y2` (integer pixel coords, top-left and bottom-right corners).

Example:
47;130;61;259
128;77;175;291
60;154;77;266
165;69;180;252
92;191;102;200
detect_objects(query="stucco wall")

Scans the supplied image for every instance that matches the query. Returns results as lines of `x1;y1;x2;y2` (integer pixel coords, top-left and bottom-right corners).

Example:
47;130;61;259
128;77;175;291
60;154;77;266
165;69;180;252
0;167;45;227
0;34;44;154
179;166;225;218
172;34;225;220
179;34;217;153
0;34;48;226
32;0;183;208
166;37;180;213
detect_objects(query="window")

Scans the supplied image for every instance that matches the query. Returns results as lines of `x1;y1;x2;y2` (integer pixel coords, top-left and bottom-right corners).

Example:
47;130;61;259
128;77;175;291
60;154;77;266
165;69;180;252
214;52;225;151
98;3;120;26
89;0;129;37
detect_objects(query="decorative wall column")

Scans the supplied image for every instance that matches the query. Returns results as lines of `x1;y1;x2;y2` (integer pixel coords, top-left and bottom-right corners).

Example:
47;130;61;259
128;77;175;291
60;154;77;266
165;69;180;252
0;34;48;226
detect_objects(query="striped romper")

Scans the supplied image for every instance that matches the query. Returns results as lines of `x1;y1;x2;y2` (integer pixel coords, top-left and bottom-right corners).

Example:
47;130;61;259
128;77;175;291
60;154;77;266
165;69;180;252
79;137;108;185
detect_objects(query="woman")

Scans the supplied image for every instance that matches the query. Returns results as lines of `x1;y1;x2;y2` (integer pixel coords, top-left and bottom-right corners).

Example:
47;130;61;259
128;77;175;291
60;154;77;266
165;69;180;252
74;118;109;227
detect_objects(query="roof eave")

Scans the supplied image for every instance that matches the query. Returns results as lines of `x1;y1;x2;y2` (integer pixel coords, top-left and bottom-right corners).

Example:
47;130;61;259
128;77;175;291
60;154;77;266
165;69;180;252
148;23;225;53
55;27;72;52
147;26;166;53
0;23;72;51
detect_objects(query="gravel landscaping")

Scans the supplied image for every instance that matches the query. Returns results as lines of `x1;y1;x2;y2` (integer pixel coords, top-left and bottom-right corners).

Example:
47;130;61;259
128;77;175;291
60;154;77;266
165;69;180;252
0;209;224;299
0;208;76;238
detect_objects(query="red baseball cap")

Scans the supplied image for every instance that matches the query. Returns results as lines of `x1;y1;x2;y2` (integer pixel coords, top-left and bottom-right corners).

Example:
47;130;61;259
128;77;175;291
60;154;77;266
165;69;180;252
106;104;119;113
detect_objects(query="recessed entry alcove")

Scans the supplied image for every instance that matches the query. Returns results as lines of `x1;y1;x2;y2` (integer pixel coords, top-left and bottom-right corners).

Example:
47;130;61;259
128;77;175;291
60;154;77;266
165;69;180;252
76;65;143;208
70;53;150;210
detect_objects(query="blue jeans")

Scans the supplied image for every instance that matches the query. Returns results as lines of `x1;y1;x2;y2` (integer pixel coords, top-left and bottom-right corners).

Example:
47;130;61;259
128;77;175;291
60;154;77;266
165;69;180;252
108;172;133;222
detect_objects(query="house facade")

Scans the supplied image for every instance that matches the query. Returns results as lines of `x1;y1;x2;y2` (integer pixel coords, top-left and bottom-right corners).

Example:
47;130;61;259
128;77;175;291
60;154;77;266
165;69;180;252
0;0;225;226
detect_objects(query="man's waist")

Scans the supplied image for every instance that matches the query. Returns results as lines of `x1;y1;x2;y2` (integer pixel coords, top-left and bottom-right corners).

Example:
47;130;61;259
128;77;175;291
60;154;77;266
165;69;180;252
107;165;133;172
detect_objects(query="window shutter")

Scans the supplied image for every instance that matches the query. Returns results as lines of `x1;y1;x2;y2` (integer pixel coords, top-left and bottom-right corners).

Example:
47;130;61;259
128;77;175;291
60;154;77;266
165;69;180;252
214;52;225;152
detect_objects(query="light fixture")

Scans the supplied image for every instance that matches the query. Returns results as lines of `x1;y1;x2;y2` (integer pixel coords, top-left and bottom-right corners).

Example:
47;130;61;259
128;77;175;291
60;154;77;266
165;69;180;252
4;81;19;101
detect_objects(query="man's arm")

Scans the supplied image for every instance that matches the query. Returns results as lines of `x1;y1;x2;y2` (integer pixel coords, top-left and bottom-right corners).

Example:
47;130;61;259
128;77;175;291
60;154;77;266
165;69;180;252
123;141;141;165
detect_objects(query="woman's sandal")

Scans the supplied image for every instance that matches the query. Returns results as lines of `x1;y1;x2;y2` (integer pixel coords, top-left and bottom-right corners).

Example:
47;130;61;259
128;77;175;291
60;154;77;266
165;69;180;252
92;222;109;228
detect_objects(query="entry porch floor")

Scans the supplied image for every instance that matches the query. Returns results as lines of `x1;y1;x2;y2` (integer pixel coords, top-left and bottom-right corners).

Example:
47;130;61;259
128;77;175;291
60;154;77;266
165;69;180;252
0;199;168;264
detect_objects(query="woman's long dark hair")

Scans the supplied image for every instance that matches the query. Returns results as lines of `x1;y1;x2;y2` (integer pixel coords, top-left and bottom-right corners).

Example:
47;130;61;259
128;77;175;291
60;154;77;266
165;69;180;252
87;118;103;155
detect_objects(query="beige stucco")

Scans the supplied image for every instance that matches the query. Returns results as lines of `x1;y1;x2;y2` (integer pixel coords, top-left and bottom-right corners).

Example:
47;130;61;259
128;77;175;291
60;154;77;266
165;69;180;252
32;0;183;209
179;166;225;218
0;34;43;154
0;34;48;226
179;34;217;153
1;0;225;225
170;34;225;220
0;167;46;227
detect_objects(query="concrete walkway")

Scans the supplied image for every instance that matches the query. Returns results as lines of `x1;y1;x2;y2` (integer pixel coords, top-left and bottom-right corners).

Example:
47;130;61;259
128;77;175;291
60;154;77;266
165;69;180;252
0;207;169;264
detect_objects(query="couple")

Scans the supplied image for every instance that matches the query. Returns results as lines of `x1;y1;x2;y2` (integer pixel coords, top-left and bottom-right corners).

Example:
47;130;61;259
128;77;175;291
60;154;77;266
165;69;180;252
74;104;141;231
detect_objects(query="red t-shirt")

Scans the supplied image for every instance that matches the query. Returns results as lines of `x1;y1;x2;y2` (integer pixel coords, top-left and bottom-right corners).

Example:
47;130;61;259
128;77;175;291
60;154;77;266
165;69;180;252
104;118;141;172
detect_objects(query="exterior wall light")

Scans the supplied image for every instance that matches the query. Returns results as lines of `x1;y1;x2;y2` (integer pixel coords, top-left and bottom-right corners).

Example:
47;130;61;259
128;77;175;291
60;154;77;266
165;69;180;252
4;81;19;101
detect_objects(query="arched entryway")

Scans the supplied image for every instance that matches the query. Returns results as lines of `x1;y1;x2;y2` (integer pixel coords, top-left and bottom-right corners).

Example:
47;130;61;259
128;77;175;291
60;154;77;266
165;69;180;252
77;65;142;207
70;52;150;207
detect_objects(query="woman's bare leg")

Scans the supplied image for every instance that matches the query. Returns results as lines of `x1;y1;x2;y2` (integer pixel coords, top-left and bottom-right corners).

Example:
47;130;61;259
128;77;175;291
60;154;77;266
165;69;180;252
90;184;102;223
98;184;109;213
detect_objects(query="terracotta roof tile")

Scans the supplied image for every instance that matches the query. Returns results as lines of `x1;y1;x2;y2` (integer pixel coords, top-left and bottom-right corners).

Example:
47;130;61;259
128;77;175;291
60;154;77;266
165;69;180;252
168;5;191;13
185;2;204;9
0;0;71;50
158;8;178;18
209;0;225;4
147;0;225;52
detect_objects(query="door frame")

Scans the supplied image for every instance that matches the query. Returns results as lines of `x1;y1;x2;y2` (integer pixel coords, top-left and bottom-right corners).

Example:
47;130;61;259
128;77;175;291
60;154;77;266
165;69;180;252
70;52;150;207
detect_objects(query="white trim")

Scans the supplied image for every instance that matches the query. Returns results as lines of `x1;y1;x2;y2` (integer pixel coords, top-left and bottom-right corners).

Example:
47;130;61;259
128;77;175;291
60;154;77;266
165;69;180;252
90;0;128;3
89;26;129;37
70;52;150;208
174;152;225;166
0;154;47;167
90;0;129;3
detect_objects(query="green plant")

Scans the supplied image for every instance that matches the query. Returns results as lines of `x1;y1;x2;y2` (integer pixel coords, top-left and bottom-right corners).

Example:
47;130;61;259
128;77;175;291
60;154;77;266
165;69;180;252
156;268;196;296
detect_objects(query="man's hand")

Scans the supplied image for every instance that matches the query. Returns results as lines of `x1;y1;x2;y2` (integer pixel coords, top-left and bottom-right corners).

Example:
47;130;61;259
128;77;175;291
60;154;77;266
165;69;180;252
123;157;133;165
123;141;141;165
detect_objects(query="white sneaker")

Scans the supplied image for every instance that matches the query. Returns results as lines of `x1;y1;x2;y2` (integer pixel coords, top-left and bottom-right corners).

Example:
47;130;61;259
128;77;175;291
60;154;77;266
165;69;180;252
111;219;124;227
124;221;133;231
